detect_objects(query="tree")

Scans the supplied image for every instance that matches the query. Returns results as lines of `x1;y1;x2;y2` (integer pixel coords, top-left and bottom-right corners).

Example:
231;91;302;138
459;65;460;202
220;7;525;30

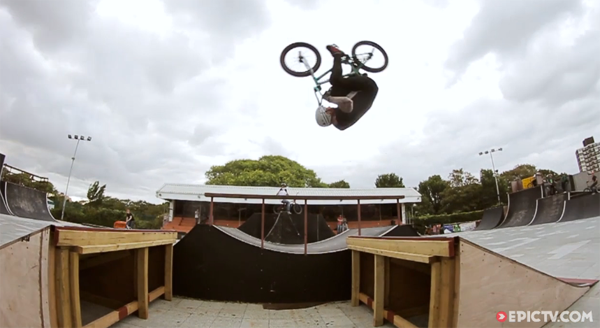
86;181;106;207
447;169;478;188
375;173;405;188
440;183;483;213
328;180;350;188
417;175;449;215
205;155;328;187
479;169;509;207
500;164;537;181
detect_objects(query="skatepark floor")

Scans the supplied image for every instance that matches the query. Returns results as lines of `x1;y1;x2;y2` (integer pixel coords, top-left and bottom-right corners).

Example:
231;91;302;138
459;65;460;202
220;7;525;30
113;298;399;328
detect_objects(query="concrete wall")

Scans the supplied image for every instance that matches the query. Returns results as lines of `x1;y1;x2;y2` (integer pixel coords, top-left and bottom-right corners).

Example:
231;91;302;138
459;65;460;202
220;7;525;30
572;171;599;191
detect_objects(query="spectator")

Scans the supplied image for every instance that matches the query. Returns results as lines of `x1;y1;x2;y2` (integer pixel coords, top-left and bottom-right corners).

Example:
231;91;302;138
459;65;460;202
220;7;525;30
195;208;200;224
590;175;598;194
125;209;135;229
337;215;344;234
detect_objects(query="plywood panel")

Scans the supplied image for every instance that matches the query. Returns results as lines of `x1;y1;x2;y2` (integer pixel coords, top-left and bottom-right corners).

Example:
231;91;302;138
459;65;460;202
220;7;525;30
387;259;430;314
0;228;50;328
457;240;590;328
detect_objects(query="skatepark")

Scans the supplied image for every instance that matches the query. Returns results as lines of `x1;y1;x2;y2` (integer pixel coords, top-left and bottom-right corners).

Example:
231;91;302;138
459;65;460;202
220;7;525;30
1;151;600;328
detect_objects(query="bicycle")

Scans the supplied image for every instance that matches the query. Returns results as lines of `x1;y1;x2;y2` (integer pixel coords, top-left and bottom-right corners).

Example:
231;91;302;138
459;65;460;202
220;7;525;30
583;181;598;193
279;41;389;106
273;196;303;215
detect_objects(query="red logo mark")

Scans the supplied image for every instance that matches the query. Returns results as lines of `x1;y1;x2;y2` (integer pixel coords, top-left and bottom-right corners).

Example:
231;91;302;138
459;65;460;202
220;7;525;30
497;311;507;322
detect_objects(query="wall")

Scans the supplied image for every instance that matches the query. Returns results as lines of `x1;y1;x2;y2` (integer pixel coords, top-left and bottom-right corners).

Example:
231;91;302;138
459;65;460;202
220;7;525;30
572;171;599;191
0;228;51;328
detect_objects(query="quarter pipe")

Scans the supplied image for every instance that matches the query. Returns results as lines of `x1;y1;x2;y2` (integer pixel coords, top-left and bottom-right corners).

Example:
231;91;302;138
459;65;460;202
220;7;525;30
3;181;57;222
173;225;410;303
497;186;543;228
474;206;504;230
0;183;11;215
529;193;568;225
559;192;600;222
238;212;334;244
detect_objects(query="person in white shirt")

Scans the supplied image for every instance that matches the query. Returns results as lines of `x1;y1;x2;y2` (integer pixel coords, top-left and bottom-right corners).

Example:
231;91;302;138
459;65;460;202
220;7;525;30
276;183;292;214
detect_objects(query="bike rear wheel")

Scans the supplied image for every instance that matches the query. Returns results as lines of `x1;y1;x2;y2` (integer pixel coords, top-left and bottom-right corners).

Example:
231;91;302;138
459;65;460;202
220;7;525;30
351;40;389;73
280;42;322;77
292;203;302;214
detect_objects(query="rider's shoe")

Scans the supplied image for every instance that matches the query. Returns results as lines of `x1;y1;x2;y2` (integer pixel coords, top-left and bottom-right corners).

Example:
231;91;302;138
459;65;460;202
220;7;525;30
326;44;345;57
287;211;292;215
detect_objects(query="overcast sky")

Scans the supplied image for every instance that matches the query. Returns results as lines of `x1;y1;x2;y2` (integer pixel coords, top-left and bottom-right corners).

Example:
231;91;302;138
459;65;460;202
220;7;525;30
1;0;599;203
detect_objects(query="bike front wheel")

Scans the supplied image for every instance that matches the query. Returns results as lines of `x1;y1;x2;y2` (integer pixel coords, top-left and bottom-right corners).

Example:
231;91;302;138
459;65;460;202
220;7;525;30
352;40;389;73
280;42;322;77
292;203;303;214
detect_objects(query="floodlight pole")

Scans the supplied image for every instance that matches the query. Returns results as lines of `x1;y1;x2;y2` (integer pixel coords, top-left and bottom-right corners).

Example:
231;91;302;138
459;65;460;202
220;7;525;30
60;134;92;221
479;148;503;205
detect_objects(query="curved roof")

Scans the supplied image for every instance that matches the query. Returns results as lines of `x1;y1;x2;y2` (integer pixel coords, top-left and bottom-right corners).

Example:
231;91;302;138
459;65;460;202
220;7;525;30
156;183;421;205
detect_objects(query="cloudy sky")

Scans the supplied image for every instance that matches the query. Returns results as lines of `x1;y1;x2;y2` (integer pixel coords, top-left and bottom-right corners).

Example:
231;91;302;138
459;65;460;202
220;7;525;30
1;0;598;203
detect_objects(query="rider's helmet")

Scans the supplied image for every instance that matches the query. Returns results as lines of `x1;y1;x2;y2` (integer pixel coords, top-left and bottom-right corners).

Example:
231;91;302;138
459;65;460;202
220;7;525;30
315;106;332;127
281;182;287;187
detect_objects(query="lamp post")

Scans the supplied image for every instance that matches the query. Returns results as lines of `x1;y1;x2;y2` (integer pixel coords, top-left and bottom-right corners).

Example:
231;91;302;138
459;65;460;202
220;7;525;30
479;148;503;205
60;134;92;221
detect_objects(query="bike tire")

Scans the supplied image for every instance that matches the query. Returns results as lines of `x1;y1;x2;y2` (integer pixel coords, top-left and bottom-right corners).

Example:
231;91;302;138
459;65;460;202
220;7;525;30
273;206;280;214
292;203;302;214
351;40;389;73
280;42;322;77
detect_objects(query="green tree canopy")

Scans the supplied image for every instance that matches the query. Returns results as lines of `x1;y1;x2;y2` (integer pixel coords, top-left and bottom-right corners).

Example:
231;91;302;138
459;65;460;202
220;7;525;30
205;155;328;187
375;173;405;188
328;180;350;188
86;181;106;207
500;164;537;181
417;175;449;215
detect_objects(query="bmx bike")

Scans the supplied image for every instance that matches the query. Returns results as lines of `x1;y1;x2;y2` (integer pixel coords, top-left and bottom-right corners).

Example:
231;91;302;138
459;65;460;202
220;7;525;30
273;199;303;215
279;41;389;105
583;181;598;193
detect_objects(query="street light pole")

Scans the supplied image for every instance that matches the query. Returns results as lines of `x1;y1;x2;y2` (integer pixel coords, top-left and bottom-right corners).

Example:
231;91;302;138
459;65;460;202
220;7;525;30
479;148;503;205
60;134;92;221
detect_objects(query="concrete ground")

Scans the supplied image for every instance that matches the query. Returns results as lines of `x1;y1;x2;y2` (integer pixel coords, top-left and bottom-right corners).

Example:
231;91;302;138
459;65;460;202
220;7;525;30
114;298;397;328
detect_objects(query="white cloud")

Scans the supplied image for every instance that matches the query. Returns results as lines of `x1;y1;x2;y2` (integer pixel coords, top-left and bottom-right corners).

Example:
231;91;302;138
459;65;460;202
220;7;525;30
0;0;598;203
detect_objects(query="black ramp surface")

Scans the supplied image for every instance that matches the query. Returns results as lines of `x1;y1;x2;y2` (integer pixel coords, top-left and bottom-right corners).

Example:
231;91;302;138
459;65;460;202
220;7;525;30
381;224;420;237
173;225;414;303
4;181;56;222
0;188;10;215
238;213;334;244
498;186;543;228
559;193;600;222
530;193;568;225
474;206;504;230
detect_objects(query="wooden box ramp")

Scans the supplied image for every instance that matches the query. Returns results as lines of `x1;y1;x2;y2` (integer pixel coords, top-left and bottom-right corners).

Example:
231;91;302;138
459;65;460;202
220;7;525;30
346;236;597;328
50;226;177;328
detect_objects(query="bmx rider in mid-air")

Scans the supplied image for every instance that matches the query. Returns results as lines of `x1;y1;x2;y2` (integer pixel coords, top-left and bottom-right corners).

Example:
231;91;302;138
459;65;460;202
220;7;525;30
315;45;379;131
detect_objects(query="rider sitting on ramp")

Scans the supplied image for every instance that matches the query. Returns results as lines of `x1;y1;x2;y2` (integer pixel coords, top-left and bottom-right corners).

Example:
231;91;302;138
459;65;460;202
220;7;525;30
315;45;379;131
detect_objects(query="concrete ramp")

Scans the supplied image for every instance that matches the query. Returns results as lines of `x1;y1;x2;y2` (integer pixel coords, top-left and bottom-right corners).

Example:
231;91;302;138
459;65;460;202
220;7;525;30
497;186;543;228
474;206;504;230
530;193;568;225
559;192;600;222
4;181;57;222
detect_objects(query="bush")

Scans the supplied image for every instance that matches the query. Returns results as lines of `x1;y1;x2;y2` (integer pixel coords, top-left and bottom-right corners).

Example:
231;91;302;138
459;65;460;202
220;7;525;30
412;210;483;234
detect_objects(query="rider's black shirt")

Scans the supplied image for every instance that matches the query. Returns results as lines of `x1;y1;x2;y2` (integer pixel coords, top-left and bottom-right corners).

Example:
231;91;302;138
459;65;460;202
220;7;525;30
332;77;379;131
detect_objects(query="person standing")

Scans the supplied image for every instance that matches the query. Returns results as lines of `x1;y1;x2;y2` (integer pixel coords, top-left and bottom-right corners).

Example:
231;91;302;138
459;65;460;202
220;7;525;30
125;209;135;229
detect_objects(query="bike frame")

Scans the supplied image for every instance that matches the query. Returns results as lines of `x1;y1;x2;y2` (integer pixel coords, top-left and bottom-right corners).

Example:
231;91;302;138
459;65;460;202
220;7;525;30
299;53;372;104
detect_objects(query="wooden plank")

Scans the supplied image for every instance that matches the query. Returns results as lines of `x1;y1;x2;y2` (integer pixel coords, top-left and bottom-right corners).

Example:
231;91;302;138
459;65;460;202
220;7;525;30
351;250;360;306
56;248;72;328
348;237;452;257
204;192;405;200
149;286;165;302
438;257;456;327
452;252;461;328
75;239;175;254
428;261;441;328
83;300;138;328
56;229;176;247
69;252;82;328
80;251;131;270
348;245;435;263
48;237;58;328
384;257;390;308
164;244;173;301
385;310;419;328
136;248;149;319
373;255;385;326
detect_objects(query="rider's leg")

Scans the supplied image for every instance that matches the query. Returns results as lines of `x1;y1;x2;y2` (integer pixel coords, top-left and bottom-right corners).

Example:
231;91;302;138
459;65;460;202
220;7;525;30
329;55;375;92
